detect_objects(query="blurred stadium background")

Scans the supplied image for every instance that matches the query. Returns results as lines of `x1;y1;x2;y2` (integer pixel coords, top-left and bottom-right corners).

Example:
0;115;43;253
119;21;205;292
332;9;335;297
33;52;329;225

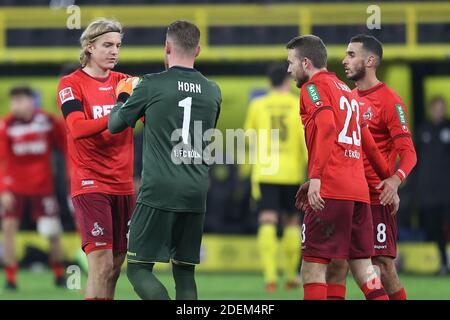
0;0;450;299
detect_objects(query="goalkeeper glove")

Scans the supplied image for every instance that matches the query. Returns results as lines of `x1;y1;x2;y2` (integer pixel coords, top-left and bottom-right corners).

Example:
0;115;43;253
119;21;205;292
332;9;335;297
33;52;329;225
116;77;140;103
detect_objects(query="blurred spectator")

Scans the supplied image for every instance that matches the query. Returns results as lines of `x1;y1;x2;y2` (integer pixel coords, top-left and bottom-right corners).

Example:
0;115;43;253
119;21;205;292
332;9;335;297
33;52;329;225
416;96;450;275
0;86;67;289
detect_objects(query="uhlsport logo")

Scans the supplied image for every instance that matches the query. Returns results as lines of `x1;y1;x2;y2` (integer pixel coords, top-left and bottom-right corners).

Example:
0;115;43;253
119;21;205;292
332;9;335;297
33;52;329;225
81;180;94;187
91;222;104;237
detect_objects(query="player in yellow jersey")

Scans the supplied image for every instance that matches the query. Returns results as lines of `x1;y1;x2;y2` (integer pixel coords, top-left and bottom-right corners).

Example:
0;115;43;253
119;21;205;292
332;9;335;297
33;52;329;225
244;63;308;293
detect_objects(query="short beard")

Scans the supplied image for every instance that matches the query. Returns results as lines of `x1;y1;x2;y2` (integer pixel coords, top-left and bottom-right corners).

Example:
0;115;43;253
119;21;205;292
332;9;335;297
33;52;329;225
347;63;366;81
295;73;309;88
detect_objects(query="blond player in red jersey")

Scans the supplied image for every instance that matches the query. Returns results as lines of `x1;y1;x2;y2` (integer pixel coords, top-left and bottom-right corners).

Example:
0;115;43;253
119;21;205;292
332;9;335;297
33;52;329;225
286;35;392;300
56;19;136;300
324;35;417;300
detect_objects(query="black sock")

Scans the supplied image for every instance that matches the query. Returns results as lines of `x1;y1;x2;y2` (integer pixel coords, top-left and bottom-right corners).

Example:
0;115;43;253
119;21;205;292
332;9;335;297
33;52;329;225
172;263;197;300
127;262;170;300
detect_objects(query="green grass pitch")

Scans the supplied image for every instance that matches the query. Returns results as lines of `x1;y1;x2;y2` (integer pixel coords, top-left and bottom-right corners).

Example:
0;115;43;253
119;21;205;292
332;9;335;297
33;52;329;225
1;270;449;300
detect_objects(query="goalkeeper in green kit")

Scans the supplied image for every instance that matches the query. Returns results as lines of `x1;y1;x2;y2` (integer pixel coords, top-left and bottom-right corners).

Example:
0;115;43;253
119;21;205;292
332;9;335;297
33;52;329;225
108;20;221;300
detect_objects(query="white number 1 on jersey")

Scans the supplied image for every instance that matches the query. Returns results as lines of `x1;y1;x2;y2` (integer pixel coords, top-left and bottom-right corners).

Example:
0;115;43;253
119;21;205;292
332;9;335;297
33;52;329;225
178;97;192;144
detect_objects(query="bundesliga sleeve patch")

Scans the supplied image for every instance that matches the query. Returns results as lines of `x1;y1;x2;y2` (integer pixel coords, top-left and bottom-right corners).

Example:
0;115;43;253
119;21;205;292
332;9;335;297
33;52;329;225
306;84;322;106
59;87;75;104
395;104;407;124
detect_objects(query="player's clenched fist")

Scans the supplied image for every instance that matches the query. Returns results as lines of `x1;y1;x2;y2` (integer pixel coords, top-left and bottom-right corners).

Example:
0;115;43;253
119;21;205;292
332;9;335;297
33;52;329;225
116;77;140;102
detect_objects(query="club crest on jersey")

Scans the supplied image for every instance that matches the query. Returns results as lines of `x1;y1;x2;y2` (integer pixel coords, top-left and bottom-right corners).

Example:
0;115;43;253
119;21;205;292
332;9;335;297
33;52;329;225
402;125;409;133
91;222;104;237
363;106;374;121
59;87;74;104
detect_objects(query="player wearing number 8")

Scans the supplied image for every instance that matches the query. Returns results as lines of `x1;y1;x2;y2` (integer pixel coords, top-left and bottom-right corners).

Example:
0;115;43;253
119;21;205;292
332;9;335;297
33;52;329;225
286;35;390;300
326;35;417;301
108;21;221;300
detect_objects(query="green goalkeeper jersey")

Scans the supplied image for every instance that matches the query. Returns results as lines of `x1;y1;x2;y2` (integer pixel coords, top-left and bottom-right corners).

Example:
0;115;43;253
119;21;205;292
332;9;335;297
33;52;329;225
109;66;221;213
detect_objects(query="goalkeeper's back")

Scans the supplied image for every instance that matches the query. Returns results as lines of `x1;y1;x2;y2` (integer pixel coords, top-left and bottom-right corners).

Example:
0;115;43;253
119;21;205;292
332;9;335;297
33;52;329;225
117;67;221;213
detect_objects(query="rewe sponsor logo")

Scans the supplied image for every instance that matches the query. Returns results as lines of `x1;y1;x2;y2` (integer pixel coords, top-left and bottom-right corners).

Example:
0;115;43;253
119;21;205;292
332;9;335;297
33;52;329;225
92;105;114;119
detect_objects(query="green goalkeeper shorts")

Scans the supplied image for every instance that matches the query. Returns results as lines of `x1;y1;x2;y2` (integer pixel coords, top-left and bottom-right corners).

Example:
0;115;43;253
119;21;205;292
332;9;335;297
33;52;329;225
127;203;205;265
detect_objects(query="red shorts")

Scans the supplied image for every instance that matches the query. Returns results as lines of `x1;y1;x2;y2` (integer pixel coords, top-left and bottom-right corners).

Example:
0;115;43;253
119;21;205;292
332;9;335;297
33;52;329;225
371;204;397;258
0;193;59;221
302;199;374;260
72;193;135;254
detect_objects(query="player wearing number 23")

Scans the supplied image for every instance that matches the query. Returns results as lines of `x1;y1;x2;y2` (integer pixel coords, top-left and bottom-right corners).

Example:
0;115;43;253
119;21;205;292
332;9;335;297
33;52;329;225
288;35;391;300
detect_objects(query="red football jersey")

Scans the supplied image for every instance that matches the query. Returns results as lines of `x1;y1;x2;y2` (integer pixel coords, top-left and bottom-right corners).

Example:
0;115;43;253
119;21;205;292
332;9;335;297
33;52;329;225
57;69;134;197
0;110;66;195
355;82;416;204
300;71;369;203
